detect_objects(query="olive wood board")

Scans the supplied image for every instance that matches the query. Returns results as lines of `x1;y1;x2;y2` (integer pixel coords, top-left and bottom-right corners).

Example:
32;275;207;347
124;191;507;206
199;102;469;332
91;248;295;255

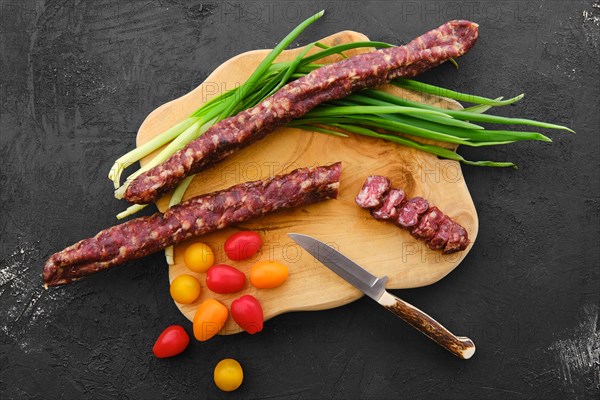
136;30;479;335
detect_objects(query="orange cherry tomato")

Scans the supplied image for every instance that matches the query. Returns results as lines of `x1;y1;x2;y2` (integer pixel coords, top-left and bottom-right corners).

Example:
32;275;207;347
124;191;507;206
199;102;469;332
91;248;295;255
193;298;228;341
249;260;289;289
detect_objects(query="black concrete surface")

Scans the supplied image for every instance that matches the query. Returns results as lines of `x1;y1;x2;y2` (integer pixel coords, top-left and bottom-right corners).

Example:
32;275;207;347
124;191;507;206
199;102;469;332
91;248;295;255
1;1;599;399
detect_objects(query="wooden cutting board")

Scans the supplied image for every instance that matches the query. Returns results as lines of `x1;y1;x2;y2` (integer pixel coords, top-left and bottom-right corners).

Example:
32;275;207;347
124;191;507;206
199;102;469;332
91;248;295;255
136;31;478;335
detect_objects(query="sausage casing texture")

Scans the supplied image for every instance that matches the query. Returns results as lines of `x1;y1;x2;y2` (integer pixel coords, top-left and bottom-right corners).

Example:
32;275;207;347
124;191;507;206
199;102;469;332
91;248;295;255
125;20;479;204
44;163;341;287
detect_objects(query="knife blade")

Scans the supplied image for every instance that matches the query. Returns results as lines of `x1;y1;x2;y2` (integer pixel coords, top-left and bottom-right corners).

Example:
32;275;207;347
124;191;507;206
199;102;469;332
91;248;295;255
288;233;476;360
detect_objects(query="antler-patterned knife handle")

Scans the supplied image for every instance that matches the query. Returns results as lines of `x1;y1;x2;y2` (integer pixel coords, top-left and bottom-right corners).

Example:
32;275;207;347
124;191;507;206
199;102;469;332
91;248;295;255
378;291;476;359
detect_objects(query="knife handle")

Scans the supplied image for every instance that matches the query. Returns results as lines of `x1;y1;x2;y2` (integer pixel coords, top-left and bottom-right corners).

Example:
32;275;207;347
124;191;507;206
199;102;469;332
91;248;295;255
378;291;476;359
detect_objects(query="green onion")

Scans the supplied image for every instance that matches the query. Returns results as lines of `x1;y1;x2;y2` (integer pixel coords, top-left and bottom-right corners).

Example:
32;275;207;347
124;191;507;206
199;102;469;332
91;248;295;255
360;89;573;131
440;111;575;132
322;123;517;168
110;11;573;224
164;175;195;264
305;105;452;119
108;117;197;189
110;10;327;200
392;79;525;106
334;94;485;130
114;119;207;200
219;10;325;119
463;99;502;113
300;41;393;65
268;43;316;96
290;124;348;137
116;204;147;220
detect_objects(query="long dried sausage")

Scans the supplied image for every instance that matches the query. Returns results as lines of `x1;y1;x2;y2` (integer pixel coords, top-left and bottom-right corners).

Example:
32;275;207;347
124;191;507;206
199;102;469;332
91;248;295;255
125;20;479;204
44;163;341;287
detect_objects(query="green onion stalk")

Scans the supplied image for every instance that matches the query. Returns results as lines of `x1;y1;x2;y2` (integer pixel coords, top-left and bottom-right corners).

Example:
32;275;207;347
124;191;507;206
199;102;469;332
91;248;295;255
110;9;573;242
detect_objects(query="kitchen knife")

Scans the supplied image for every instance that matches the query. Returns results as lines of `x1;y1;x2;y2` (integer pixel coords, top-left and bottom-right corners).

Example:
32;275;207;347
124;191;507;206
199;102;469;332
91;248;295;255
288;233;476;359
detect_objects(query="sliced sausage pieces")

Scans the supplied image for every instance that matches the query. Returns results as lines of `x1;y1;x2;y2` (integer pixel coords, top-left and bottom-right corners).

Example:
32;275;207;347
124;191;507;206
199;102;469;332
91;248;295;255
411;206;446;241
371;189;406;220
427;217;454;250
356;176;470;253
443;222;471;254
397;197;430;228
356;176;391;209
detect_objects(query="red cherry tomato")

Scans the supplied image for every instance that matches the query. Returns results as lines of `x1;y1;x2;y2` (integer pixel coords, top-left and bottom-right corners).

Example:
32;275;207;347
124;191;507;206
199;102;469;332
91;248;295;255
152;325;190;358
224;231;262;261
231;295;264;334
206;264;246;294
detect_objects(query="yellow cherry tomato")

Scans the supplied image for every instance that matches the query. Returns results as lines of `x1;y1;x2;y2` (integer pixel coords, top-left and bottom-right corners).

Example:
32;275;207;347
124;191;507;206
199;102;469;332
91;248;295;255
184;242;214;272
249;260;289;289
169;274;201;304
193;298;228;341
214;358;243;392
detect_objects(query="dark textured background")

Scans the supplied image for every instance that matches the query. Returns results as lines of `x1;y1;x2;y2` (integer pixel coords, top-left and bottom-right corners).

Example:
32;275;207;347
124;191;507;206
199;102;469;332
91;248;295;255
1;1;599;399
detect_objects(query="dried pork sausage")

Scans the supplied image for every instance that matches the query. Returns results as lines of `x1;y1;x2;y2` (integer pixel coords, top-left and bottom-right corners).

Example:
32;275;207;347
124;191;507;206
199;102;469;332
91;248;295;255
44;163;341;286
125;21;479;204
